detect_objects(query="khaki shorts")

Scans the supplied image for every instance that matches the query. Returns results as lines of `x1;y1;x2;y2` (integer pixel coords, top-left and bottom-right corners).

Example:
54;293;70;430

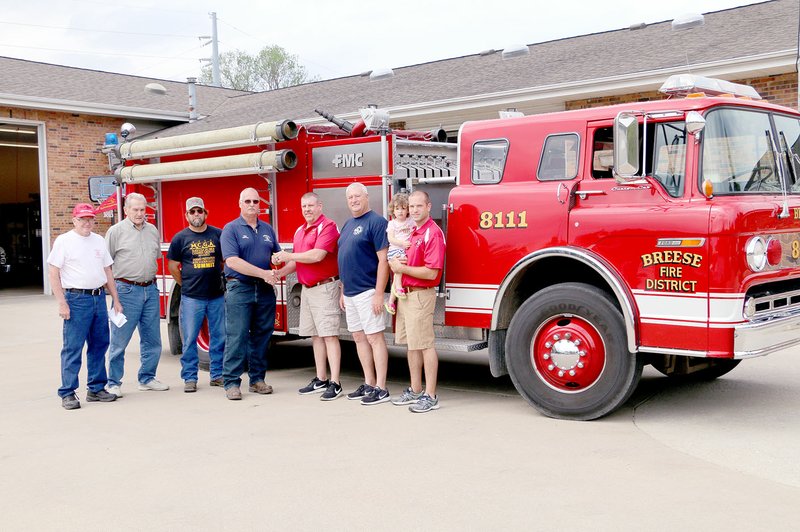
299;282;341;337
395;287;436;350
344;289;386;335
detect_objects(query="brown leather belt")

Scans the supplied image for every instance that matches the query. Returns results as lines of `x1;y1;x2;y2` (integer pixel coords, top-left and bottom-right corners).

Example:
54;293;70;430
404;285;433;293
65;288;104;296
304;276;339;288
116;278;154;287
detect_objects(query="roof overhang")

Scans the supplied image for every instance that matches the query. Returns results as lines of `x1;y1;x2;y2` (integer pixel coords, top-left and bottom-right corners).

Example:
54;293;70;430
0;93;191;121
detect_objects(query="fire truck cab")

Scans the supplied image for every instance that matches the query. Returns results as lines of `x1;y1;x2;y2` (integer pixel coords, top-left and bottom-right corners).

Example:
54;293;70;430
108;75;800;420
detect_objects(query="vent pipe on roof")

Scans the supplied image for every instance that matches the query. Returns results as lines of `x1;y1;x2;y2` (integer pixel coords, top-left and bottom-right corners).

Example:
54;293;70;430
629;22;647;31
187;77;198;122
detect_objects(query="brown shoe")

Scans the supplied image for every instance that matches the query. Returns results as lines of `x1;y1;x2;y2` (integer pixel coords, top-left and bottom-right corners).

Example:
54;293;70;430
209;378;223;387
184;381;197;393
225;386;242;400
248;381;273;394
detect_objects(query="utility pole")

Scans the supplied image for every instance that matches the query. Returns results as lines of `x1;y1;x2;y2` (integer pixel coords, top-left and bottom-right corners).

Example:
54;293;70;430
200;12;221;87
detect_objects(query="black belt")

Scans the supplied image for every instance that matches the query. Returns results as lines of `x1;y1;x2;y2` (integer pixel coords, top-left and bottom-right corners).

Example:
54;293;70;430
65;288;104;296
116;278;154;287
304;276;339;288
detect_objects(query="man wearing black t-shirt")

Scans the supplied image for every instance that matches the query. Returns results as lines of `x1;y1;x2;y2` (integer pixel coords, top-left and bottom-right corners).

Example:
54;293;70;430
167;197;225;393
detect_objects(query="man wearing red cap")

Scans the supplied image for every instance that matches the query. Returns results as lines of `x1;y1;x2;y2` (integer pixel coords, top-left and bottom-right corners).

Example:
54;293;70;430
47;203;122;410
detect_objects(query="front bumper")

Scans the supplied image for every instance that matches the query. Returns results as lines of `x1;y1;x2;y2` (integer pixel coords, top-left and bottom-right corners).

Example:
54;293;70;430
734;308;800;358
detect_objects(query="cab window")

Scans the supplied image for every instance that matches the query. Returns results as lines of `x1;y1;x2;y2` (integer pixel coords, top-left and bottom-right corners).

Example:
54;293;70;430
537;133;579;181
471;139;508;184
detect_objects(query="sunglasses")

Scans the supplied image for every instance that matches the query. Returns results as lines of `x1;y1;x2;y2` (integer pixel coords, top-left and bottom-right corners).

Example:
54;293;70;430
188;208;205;214
242;199;260;205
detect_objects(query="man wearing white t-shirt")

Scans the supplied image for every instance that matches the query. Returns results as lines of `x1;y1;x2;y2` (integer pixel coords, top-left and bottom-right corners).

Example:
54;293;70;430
48;203;122;410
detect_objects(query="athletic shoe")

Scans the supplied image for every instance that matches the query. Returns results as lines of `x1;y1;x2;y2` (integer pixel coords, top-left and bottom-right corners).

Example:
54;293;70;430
320;381;343;401
361;386;390;405
209;378;223;387
106;384;123;398
184;381;197;393
225;386;242;400
347;383;374;401
138;379;169;391
86;389;117;402
391;387;423;406
409;394;440;413
62;393;80;410
249;381;273;394
298;377;329;395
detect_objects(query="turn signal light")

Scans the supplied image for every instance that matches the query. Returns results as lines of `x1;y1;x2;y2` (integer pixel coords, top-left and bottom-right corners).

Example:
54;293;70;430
766;237;782;266
702;179;714;198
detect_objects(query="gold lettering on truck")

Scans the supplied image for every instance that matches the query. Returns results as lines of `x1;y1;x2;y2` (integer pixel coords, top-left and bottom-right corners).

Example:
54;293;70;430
640;251;703;293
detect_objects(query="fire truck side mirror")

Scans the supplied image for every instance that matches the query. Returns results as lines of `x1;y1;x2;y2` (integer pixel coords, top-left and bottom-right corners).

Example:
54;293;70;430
685;111;706;136
613;112;640;179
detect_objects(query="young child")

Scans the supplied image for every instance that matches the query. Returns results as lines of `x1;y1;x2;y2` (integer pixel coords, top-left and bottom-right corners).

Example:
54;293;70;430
385;193;415;315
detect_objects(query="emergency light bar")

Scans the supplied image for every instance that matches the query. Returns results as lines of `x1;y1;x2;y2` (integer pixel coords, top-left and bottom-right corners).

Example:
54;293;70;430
659;74;761;100
119;120;298;161
116;149;297;184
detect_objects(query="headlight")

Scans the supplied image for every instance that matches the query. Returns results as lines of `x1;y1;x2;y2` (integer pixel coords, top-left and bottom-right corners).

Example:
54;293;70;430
745;236;767;271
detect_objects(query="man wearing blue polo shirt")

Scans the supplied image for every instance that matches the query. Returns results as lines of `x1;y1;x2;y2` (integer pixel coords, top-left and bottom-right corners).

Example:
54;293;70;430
220;187;280;400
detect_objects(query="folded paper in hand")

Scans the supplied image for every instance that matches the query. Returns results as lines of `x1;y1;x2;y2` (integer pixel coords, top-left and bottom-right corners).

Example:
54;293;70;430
108;307;128;328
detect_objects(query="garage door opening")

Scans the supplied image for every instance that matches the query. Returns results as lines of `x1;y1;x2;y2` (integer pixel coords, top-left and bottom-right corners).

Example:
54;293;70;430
0;123;43;293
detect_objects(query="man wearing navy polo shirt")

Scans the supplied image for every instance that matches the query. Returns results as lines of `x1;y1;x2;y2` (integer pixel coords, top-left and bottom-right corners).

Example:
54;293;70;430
220;187;280;400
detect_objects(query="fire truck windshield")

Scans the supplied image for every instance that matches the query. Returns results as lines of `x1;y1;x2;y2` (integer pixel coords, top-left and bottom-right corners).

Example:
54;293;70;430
700;108;800;195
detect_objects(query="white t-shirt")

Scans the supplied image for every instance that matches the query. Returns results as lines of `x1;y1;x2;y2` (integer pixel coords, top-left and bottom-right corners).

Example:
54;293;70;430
47;230;113;289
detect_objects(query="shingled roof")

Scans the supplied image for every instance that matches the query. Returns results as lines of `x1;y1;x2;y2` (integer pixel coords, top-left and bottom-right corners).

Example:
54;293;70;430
0;56;246;120
158;0;798;136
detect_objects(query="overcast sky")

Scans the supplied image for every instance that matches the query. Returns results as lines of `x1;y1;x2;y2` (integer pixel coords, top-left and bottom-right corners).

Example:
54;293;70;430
0;0;766;83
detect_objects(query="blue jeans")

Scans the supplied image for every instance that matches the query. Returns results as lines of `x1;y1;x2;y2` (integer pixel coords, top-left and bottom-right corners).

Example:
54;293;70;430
180;294;225;382
59;291;110;397
223;279;275;389
107;282;162;386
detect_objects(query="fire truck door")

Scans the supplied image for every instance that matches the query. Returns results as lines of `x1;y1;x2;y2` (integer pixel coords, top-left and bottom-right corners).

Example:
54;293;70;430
444;179;572;329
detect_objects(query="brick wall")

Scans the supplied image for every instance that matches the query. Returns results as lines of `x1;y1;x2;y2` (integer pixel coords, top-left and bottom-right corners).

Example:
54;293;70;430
565;72;798;111
0;106;123;243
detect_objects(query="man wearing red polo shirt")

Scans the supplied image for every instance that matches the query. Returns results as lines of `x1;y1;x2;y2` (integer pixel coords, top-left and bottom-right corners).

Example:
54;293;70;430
273;192;343;400
388;190;446;413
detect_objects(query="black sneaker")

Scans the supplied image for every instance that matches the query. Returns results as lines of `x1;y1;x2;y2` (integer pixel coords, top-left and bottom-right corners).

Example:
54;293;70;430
320;381;343;401
361;386;390;405
86;389;116;402
346;383;374;401
62;393;80;410
298;377;329;395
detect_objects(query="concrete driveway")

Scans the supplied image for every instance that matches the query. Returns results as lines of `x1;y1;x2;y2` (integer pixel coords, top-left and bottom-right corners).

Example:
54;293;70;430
1;294;798;531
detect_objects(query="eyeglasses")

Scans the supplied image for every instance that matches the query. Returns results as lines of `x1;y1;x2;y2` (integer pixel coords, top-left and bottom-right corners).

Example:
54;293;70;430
188;208;205;214
242;199;260;205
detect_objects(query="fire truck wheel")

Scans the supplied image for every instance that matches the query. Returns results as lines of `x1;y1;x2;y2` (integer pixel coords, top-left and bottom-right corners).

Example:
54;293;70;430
168;318;182;356
650;355;741;381
505;282;643;421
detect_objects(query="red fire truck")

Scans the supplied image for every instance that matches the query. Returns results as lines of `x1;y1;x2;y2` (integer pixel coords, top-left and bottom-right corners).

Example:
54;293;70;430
106;74;800;420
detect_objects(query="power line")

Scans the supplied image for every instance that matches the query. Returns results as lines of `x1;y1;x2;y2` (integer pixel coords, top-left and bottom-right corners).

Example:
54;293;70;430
0;20;197;39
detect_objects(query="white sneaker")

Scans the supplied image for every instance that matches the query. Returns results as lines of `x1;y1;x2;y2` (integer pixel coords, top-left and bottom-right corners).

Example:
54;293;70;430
106;384;123;398
138;379;169;391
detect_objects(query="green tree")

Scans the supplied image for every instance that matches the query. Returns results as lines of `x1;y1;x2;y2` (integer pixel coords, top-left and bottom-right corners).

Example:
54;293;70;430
200;45;318;91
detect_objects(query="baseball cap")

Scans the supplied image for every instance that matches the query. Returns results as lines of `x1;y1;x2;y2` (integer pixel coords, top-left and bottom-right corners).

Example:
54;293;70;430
72;203;96;218
186;197;206;212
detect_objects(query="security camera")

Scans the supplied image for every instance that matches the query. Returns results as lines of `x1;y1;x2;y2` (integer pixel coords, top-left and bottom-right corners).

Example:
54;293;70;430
120;122;136;140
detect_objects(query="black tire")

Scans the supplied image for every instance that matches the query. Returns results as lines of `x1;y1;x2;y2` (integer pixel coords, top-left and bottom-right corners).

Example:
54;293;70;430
168;286;182;356
650;355;740;381
505;282;643;420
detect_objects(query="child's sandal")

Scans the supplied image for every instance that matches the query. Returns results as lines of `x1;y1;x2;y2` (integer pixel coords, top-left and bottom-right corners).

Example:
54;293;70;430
384;302;396;315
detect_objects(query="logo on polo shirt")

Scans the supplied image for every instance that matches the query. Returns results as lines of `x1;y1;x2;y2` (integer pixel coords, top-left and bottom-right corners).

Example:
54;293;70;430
241;234;250;240
262;235;272;243
353;226;363;236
